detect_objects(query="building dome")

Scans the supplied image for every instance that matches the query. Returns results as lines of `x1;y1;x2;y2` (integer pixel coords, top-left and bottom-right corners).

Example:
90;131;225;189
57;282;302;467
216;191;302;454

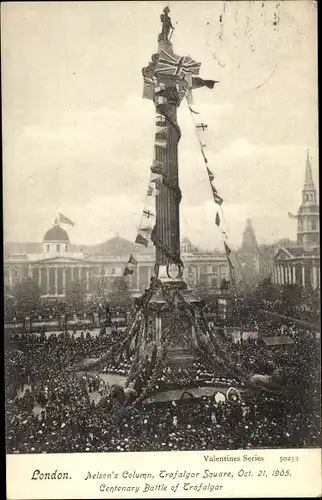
43;225;69;243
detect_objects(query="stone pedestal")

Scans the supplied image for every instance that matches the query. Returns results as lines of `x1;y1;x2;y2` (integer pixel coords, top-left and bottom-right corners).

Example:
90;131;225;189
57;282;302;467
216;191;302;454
145;274;205;367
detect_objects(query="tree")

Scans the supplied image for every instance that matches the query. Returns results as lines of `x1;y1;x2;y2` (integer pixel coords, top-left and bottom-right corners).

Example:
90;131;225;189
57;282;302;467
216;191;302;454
12;278;41;314
65;279;86;311
108;277;133;309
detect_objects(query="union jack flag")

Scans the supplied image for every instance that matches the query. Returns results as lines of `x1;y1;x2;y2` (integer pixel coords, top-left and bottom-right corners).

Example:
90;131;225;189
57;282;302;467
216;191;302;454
155;49;201;77
143;75;154;100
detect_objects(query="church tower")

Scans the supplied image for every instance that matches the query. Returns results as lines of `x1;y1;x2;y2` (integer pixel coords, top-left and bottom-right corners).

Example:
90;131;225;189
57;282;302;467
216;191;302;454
238;219;260;281
297;150;319;249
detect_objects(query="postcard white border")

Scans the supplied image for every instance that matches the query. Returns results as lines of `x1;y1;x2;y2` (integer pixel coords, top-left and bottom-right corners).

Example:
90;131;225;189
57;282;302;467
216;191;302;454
6;448;322;499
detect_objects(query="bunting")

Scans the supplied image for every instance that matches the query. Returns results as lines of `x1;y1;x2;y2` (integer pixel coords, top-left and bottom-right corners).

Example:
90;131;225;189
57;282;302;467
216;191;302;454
143;209;155;218
150;172;162;183
155;125;167;135
211;185;223;205
188;106;200;115
135;233;149;247
155;82;166;94
155;96;167;105
155;138;167;149
184;82;245;296
147;184;160;197
224;241;231;257
224;241;235;281
207;167;214;182
143;76;155;100
185;75;218;104
123;255;138;276
156;113;165;123
191;76;218;90
196;123;208;130
139;225;153;238
151;160;164;174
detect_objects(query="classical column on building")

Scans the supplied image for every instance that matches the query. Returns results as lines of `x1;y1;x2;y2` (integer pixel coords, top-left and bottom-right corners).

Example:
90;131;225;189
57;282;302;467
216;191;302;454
275;265;279;284
63;268;66;294
282;265;286;284
9;268;13;290
86;268;90;292
288;266;292;284
46;267;50;294
55;268;58;295
71;267;74;281
280;265;284;284
285;265;289;284
292;266;296;284
38;268;42;289
278;265;283;285
301;265;305;288
318;264;320;289
312;264;317;289
78;267;81;281
136;265;140;290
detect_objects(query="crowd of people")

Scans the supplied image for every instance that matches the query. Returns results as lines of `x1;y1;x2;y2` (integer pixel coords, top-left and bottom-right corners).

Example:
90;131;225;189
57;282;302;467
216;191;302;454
5;310;321;454
262;300;320;324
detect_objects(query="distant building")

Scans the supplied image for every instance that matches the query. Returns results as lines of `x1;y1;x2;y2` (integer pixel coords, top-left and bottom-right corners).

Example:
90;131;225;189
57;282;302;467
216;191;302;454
273;151;320;289
4;222;229;299
236;219;260;284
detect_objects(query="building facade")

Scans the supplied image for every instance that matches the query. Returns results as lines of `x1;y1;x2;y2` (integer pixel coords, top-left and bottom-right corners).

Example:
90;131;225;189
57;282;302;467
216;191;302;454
4;224;229;299
273;151;320;289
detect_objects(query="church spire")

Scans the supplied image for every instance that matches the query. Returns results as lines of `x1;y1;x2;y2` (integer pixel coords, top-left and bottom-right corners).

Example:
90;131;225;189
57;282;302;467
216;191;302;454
304;149;315;190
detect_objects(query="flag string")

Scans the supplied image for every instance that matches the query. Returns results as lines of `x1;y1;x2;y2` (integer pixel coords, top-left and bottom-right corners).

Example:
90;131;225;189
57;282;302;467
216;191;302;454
185;97;247;293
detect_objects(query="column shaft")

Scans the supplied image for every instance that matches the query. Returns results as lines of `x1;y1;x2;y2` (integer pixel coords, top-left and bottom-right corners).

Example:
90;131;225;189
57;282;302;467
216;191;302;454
63;268;66;295
136;266;140;289
47;267;50;294
155;88;180;267
55;268;58;295
86;268;90;292
288;266;292;284
312;265;317;289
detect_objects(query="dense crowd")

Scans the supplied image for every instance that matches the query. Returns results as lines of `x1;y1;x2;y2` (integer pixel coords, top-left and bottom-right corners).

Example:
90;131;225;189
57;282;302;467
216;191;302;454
262;300;320;323
5;314;321;454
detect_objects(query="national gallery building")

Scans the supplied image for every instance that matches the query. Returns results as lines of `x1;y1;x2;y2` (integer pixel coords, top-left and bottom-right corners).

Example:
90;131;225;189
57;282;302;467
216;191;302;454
4;226;230;299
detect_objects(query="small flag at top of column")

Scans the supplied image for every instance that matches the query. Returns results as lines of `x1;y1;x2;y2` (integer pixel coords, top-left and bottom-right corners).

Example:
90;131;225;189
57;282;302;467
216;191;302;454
59;213;75;226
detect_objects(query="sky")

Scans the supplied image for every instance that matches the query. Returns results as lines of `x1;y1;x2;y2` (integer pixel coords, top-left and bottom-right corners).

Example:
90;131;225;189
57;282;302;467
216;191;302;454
2;0;318;251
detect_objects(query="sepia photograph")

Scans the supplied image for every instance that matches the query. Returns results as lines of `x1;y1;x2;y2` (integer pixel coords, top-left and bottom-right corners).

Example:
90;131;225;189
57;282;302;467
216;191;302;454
2;1;320;495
